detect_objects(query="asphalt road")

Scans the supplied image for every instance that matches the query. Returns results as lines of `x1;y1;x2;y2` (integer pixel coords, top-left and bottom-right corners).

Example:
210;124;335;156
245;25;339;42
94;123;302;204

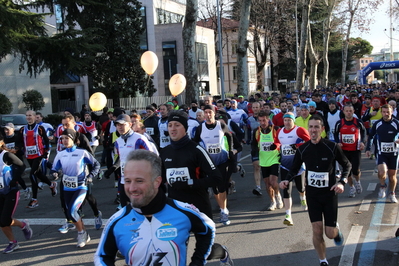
1;145;399;266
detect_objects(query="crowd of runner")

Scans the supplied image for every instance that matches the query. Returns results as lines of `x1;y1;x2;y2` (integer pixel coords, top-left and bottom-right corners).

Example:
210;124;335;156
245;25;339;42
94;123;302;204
1;83;399;266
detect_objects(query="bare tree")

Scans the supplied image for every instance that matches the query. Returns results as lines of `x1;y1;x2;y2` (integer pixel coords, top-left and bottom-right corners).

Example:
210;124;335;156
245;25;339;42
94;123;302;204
296;0;312;91
183;0;199;103
337;0;381;85
321;0;339;87
236;0;251;96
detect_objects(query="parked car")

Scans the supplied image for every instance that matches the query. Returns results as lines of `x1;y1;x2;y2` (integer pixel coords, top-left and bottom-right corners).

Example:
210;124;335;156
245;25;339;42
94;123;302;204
0;114;27;131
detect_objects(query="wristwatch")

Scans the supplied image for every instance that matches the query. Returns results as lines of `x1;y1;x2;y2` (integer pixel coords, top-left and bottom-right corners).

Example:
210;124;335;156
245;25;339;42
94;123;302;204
187;179;194;187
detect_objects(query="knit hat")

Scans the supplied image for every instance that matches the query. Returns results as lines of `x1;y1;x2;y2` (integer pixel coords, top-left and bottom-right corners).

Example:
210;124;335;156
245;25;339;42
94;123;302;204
61;129;76;141
300;104;309;110
168;111;188;131
328;98;337;105
308;101;316;107
64;107;74;114
146;105;156;112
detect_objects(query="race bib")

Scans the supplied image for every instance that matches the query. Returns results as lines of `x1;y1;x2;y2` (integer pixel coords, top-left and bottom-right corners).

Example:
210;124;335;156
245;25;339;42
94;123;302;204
0;176;4;189
261;142;272;152
281;144;295;156
6;142;15;150
206;143;221;154
63;174;78;189
146;127;154;135
26;145;38;155
342;134;355;144
381;142;395;153
161;136;170;144
307;171;329;188
166;167;191;184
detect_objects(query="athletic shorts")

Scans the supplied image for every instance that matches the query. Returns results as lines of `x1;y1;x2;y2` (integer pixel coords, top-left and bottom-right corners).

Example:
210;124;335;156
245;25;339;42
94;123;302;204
377;153;399;170
261;164;279;178
343;150;361;176
307;192;338;227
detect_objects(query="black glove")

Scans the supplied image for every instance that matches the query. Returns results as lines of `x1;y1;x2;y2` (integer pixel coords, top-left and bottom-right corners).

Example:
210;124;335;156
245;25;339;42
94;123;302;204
270;143;277;150
290;144;297;150
9;179;17;188
170;180;188;190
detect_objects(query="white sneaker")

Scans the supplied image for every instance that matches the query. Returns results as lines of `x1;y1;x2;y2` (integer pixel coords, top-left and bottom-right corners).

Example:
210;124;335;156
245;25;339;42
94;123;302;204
349;186;356;198
58;221;76;234
267;201;276;211
276;195;283;209
354;180;363;194
300;199;308;211
77;231;90;248
24;187;32;200
389;192;398;203
114;181;118;188
378;185;387;198
37;182;44;190
283;214;294;226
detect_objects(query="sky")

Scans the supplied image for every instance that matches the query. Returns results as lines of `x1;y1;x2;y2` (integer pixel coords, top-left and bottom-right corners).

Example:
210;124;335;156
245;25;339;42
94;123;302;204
351;0;399;54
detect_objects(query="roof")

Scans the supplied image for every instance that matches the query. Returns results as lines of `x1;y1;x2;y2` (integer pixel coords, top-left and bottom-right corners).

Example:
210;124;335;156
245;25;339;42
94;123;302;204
197;17;240;30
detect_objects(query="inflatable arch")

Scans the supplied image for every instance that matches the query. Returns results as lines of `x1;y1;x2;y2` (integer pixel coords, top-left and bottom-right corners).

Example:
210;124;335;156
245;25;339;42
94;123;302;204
357;60;399;85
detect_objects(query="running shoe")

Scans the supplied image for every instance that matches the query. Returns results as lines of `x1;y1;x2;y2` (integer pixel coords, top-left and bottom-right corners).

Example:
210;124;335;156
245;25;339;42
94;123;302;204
95;211;103;230
320;262;329;266
252;186;262;196
228;181;236;195
220;245;234;266
77;231;91;248
220;211;231;226
50;181;57;197
300;199;308;211
27;199;39;209
370;154;374;160
389;192;398;203
58;221;76;234
23;187;32;201
354;180;363;194
333;224;344;246
379;184;387;198
283;215;294;226
349;186;356;198
276;194;283;209
3;242;19;254
267;201;276;211
114;181;118;188
21;220;33;240
97;170;104;180
37;182;44;190
237;163;245;178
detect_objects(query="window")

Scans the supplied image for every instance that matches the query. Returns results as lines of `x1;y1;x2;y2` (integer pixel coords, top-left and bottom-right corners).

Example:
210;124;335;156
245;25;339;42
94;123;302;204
156;9;184;25
231;41;238;56
361;60;364;64
196;43;209;79
249;65;256;82
233;66;238;82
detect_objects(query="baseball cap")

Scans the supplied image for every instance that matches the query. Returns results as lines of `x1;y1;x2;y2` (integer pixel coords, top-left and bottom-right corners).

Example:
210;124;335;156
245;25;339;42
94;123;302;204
115;114;131;124
4;123;14;130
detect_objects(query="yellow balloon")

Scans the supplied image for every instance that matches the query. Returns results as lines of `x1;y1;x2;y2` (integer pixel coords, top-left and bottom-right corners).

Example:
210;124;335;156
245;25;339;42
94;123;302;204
169;74;186;97
140;51;158;75
89;92;107;111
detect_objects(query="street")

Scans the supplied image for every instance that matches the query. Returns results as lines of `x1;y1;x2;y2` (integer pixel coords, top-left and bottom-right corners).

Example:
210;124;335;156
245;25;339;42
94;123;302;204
1;145;399;266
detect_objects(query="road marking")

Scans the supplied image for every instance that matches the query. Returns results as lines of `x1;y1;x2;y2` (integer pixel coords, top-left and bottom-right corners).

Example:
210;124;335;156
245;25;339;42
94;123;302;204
359;200;372;211
23;218;109;226
367;183;377;191
358;198;386;265
338;225;363;266
238;154;250;162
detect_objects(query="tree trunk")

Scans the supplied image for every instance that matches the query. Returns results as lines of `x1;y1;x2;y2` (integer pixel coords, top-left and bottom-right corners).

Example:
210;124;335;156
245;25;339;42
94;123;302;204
341;11;355;86
295;0;311;92
307;23;320;91
236;0;251;96
321;0;336;87
183;0;198;103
